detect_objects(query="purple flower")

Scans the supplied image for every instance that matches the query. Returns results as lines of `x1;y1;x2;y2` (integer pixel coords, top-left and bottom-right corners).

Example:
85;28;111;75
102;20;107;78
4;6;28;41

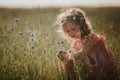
30;38;34;41
61;40;64;44
57;40;65;54
14;18;19;22
12;65;16;69
58;49;64;54
23;53;27;57
10;27;14;31
57;41;60;44
57;40;64;45
18;31;23;35
30;32;37;42
30;33;34;37
67;48;73;54
31;46;35;49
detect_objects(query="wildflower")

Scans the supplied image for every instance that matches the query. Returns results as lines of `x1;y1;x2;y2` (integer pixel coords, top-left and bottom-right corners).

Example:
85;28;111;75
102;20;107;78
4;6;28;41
1;34;7;38
30;32;37;37
30;32;37;42
67;48;73;54
18;31;23;35
31;46;35;49
14;18;19;22
30;33;34;37
23;53;27;57
12;65;16;69
58;49;64;54
30;38;34;41
61;40;64;44
25;20;29;24
57;40;65;53
57;41;60;44
57;40;65;47
10;27;14;32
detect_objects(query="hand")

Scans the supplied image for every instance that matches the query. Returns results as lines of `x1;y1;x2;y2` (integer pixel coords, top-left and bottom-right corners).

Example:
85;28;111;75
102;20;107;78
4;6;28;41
57;50;68;61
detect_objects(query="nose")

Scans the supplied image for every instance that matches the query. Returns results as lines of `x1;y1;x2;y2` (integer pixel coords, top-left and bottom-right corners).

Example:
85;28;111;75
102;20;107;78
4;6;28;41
69;31;74;36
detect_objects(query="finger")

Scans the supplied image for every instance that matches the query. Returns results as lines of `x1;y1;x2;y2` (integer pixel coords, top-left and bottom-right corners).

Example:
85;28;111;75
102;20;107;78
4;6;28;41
57;54;62;59
64;51;67;54
57;54;60;58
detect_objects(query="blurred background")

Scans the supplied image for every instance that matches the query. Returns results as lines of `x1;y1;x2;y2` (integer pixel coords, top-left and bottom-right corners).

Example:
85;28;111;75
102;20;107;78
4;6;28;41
0;0;120;8
0;0;120;80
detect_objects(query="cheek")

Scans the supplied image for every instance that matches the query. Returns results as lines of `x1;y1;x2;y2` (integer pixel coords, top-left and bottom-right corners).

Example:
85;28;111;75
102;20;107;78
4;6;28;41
75;29;80;34
67;33;71;36
65;32;70;37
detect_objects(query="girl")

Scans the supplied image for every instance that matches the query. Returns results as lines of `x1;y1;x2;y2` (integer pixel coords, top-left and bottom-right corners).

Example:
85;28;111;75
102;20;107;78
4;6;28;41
56;8;118;80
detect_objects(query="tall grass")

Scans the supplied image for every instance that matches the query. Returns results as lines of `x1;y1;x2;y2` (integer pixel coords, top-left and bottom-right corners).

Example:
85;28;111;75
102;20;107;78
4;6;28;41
0;7;120;80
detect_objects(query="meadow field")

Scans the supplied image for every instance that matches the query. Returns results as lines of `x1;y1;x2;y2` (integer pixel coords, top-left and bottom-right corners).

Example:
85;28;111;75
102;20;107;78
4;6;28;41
0;7;120;80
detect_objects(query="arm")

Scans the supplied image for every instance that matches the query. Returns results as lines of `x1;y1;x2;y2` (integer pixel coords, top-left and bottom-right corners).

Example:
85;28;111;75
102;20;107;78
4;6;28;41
57;39;94;73
57;34;102;72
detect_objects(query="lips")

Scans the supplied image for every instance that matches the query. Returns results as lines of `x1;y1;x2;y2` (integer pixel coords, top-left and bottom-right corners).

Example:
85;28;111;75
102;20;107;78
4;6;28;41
70;35;75;37
70;34;80;39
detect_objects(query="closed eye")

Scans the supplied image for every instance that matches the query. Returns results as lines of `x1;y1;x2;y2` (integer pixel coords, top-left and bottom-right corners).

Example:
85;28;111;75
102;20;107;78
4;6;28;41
71;28;75;31
67;30;70;33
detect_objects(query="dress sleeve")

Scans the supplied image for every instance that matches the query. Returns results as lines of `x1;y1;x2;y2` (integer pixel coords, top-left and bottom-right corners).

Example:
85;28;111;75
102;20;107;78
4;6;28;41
82;34;105;51
71;39;82;52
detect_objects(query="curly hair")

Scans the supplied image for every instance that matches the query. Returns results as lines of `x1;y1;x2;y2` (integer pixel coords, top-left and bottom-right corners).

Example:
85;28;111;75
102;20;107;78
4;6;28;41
56;8;93;39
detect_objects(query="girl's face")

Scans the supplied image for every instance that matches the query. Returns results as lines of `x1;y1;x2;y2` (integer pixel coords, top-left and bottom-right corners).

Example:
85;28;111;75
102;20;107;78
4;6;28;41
63;22;80;39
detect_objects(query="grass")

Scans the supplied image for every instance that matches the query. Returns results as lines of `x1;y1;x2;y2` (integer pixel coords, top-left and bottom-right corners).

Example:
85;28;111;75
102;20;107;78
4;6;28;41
0;7;120;80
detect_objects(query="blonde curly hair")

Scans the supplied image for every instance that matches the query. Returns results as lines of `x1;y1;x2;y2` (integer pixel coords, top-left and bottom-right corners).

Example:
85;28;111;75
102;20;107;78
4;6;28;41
56;8;93;39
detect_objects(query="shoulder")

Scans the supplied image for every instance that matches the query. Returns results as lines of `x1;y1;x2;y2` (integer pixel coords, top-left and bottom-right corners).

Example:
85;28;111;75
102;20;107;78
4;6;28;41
83;33;105;42
92;33;105;40
82;33;106;46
